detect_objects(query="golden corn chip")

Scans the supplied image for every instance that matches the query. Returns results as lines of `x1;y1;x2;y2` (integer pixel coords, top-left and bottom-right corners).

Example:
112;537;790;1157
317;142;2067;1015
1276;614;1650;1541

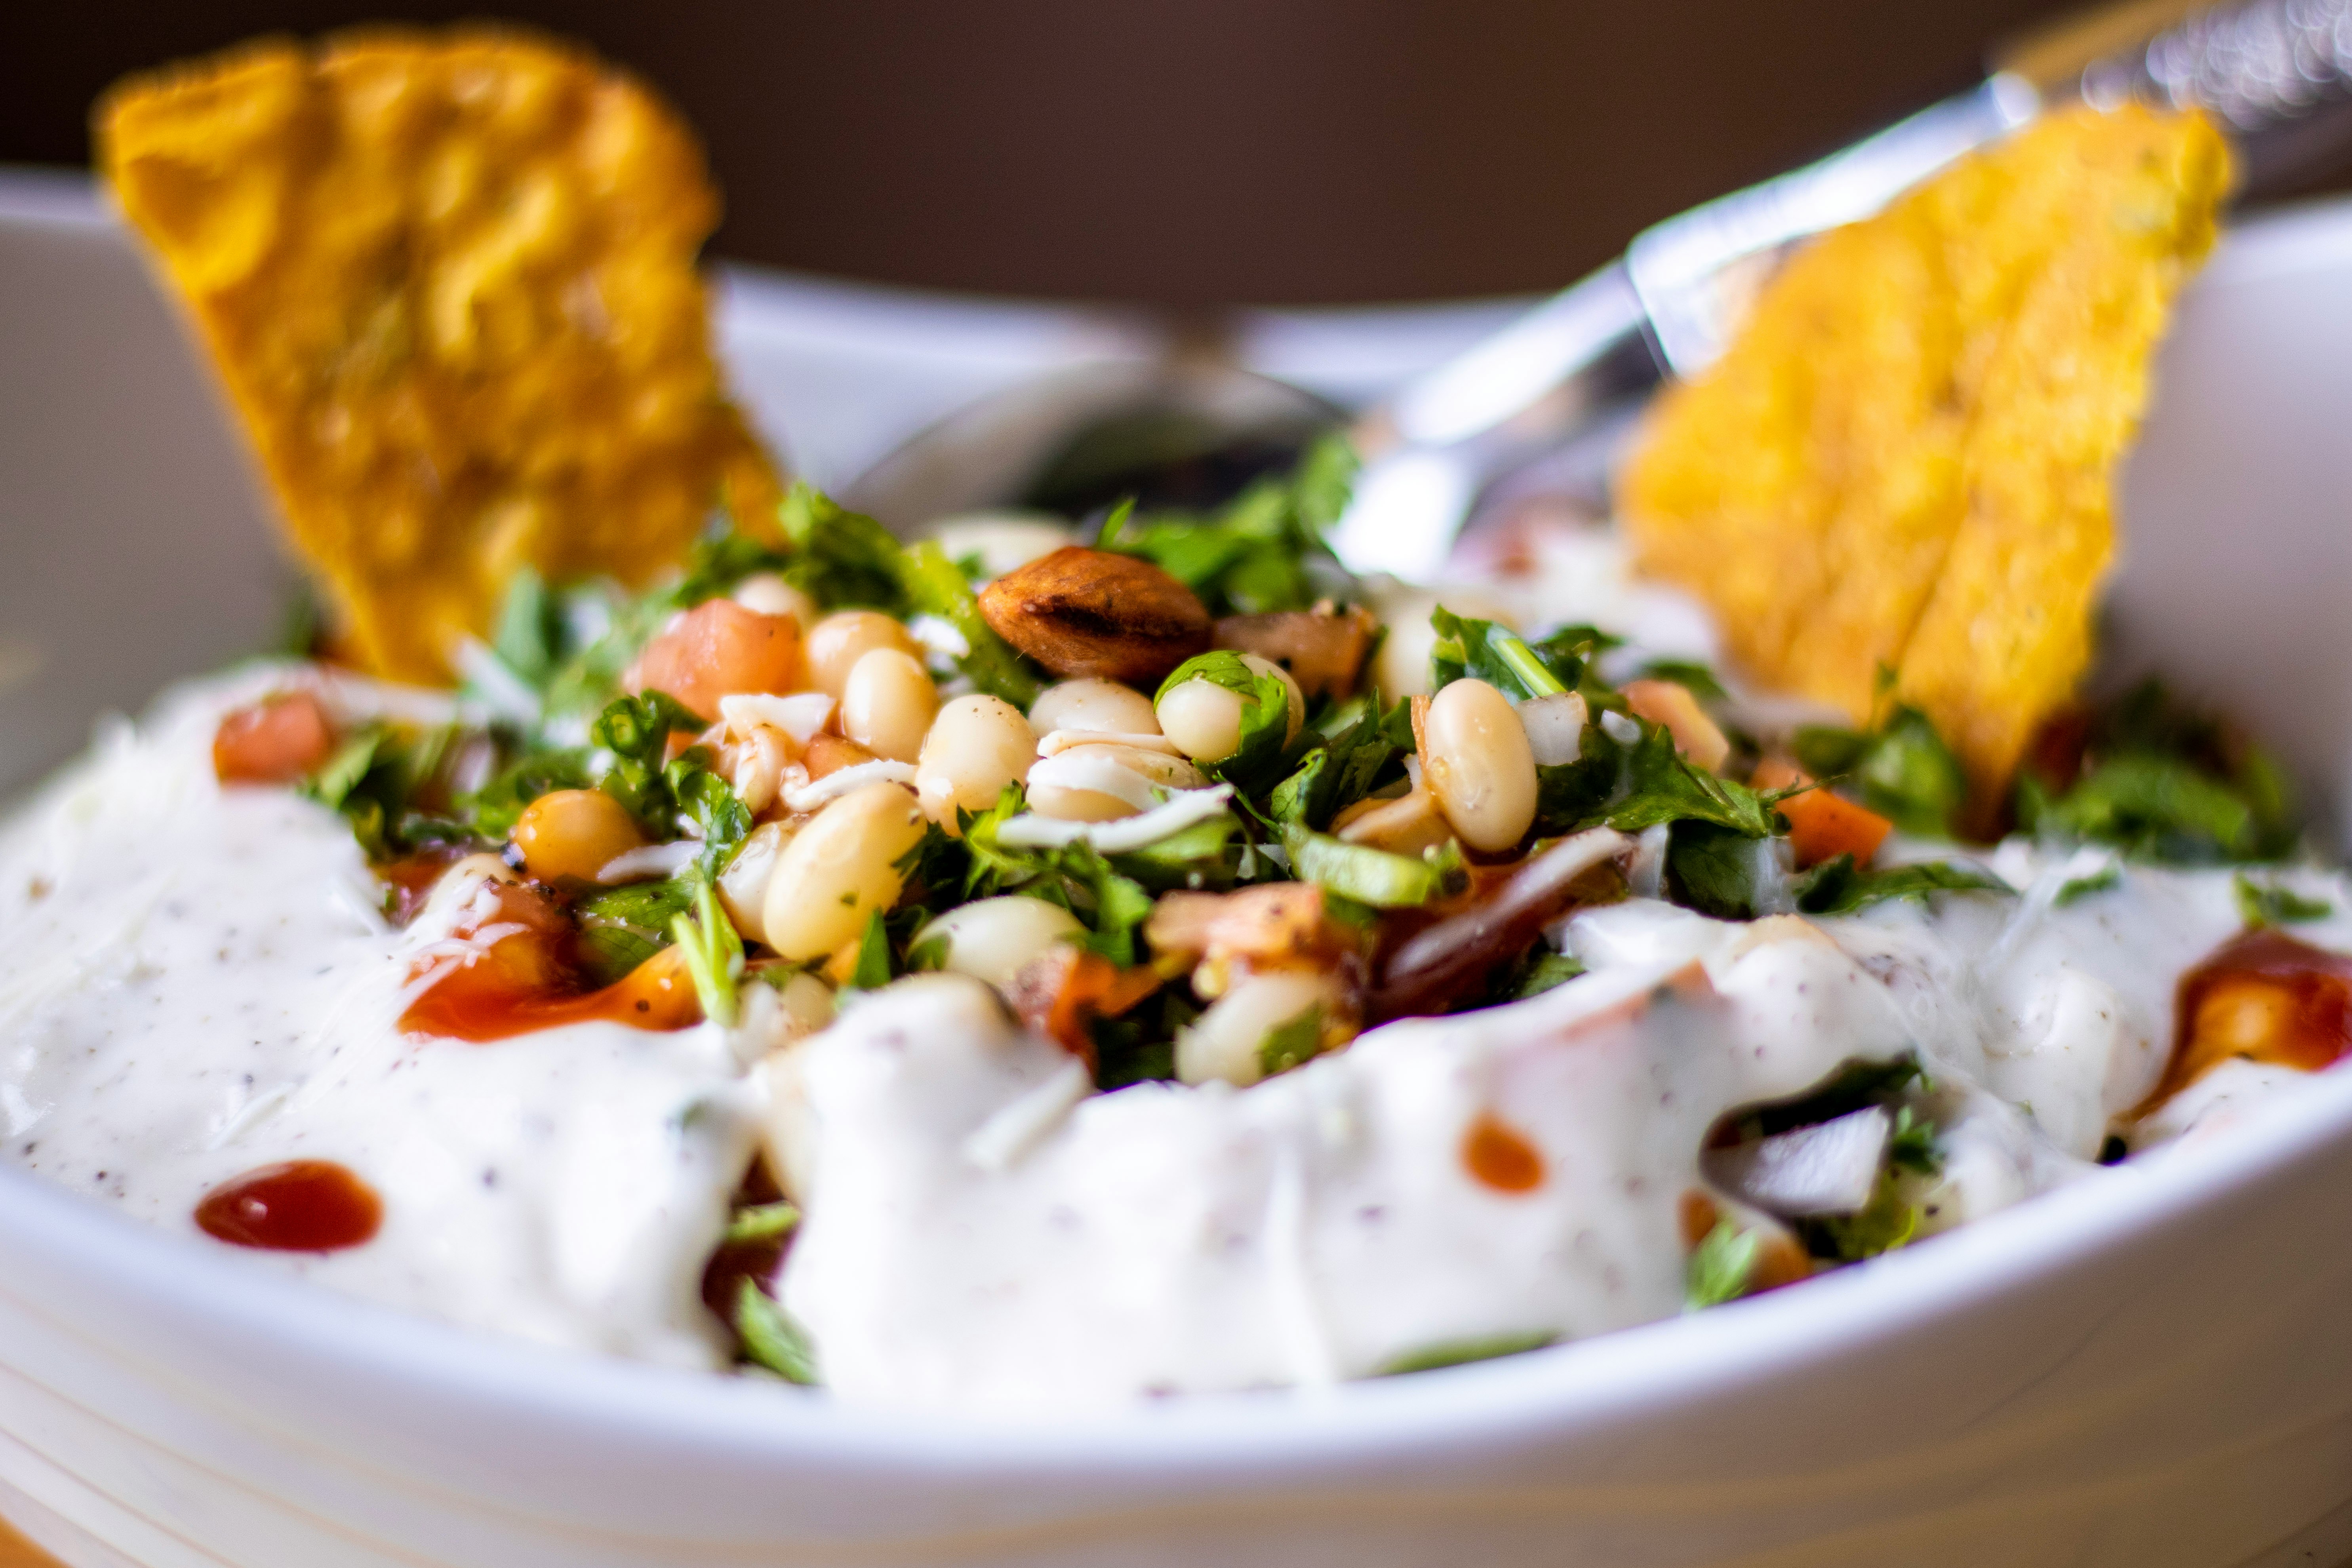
97;28;781;683
1620;105;2229;793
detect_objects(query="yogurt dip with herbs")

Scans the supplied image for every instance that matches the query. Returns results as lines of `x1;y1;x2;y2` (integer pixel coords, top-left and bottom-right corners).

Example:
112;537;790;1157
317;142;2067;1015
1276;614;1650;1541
3;463;2341;1410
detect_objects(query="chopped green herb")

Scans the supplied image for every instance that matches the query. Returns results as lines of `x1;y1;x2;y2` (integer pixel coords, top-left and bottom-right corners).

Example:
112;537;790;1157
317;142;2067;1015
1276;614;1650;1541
1427;612;1619;706
778;482;908;614
1375;1330;1558;1376
576;874;696;985
733;1278;820;1385
1106;810;1244;893
1684;1220;1761;1311
1155;651;1297;792
1886;1105;1941;1176
1280;825;1453;908
2053;865;2122;907
1806;1175;1920;1262
1793;705;1966;839
670;878;745;1027
1098;432;1359;616
462;749;593;841
839;907;896;995
1510;951;1586;1001
1792;855;2009;915
667;757;752;880
2014;680;2298;864
1257;1004;1325;1079
893;538;1046;707
1593;721;1780;838
724;1201;802;1245
2234;873;2332;928
1666;821;1779;920
590;690;705;833
1268;699;1402;831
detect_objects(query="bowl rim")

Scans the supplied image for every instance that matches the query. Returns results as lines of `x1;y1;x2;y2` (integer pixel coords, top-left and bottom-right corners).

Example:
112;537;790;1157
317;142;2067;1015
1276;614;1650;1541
7;170;2352;1483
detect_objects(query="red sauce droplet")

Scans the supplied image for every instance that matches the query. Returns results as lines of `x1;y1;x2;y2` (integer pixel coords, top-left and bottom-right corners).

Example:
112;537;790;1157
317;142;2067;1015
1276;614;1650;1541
1463;1112;1546;1193
2150;929;2352;1112
196;1161;381;1252
397;879;703;1043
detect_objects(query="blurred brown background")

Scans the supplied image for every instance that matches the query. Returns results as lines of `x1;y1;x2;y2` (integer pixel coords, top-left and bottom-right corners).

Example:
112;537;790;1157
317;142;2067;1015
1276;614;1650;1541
0;0;2255;306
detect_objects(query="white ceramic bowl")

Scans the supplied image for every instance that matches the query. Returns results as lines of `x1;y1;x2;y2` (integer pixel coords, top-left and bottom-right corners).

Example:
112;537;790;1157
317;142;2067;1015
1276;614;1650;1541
4;172;2352;1568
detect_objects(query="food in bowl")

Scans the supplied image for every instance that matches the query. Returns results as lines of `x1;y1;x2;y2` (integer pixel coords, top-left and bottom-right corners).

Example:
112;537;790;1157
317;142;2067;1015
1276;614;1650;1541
2;30;2342;1412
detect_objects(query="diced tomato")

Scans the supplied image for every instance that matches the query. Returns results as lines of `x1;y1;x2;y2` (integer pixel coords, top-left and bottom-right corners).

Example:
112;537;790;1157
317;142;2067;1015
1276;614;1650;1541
625;600;802;722
213;692;337;785
1623;679;1730;773
1006;947;1162;1068
1753;759;1892;869
800;732;876;779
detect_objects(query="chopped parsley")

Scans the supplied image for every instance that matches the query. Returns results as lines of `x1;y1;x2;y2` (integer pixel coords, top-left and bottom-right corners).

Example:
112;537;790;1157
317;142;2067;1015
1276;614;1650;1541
2234;873;2332;928
1684;1220;1761;1311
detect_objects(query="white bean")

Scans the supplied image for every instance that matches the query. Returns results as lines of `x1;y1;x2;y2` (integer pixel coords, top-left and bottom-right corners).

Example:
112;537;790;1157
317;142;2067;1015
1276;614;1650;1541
737;969;836;1056
733;572;817;627
841;647;939;763
718;820;794;947
916;694;1036;829
1175;970;1342;1088
1028;678;1160;738
913;896;1084;991
1154;655;1303;762
726;722;794;815
806;611;918;699
761;781;927;960
1422;677;1538;853
1027;743;1207;821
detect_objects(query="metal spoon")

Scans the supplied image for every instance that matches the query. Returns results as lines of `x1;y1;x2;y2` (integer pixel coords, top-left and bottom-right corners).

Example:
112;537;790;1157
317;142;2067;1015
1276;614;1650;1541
849;0;2352;578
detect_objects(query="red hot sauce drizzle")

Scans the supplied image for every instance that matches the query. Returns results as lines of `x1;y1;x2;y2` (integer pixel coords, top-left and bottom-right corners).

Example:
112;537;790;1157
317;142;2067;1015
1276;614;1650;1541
196;1161;382;1252
2148;928;2352;1113
396;877;703;1043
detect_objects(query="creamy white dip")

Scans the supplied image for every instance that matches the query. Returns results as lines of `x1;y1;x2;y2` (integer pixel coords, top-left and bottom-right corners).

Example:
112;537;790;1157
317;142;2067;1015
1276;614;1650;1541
0;664;762;1368
2;618;2345;1406
763;846;2339;1412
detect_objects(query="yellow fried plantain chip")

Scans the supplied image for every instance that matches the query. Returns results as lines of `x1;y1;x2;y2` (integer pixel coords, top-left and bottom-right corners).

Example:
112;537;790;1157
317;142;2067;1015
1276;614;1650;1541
1620;105;2229;793
97;28;781;683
